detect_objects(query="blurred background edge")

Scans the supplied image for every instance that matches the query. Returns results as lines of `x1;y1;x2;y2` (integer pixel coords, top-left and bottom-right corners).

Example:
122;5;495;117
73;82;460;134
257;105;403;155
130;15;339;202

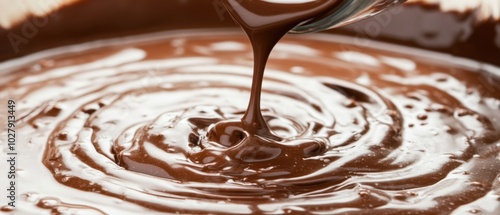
0;0;498;66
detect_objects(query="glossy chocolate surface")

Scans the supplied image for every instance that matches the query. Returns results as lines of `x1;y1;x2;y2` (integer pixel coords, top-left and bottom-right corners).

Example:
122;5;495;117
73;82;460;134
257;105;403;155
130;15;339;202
1;1;499;66
1;30;499;214
0;0;499;214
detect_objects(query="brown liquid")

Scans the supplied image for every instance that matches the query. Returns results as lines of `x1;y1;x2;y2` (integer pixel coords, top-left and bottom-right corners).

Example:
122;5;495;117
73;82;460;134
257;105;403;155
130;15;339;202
120;0;348;184
220;0;341;126
1;30;499;215
1;1;499;67
205;0;342;145
1;1;500;215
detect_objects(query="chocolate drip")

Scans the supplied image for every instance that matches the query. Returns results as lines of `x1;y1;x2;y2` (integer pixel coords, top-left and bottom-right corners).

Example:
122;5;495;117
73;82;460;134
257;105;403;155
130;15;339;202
212;0;342;140
1;31;499;214
0;1;499;214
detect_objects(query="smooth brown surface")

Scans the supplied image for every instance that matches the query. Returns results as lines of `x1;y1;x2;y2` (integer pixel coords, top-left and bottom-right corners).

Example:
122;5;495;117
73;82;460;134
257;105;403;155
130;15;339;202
0;1;499;66
204;0;343;151
0;0;235;62
1;29;499;214
0;0;499;214
332;2;500;66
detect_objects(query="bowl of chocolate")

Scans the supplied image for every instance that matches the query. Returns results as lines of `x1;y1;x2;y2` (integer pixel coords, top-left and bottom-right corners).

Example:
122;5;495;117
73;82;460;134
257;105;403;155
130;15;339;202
0;0;499;214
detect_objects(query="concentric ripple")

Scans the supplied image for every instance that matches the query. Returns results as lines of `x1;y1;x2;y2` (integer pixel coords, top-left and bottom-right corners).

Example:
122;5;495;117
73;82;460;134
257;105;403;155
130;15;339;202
1;31;499;214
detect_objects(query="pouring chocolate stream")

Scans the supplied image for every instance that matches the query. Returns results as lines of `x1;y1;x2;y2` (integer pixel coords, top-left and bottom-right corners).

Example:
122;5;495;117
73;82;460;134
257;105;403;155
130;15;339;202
117;0;347;182
212;0;342;143
1;0;499;214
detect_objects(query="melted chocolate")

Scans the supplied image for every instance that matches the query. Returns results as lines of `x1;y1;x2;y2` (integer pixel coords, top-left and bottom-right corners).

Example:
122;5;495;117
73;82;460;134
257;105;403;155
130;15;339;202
220;0;341;134
0;1;500;215
1;30;499;214
1;1;499;66
119;0;346;190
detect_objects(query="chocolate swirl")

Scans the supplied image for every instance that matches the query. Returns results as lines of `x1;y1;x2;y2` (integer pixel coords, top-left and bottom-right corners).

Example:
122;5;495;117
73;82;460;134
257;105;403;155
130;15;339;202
1;31;500;214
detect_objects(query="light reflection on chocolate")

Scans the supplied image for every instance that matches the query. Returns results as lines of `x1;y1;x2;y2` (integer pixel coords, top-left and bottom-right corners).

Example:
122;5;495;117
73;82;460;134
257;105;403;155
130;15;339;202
1;30;499;214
